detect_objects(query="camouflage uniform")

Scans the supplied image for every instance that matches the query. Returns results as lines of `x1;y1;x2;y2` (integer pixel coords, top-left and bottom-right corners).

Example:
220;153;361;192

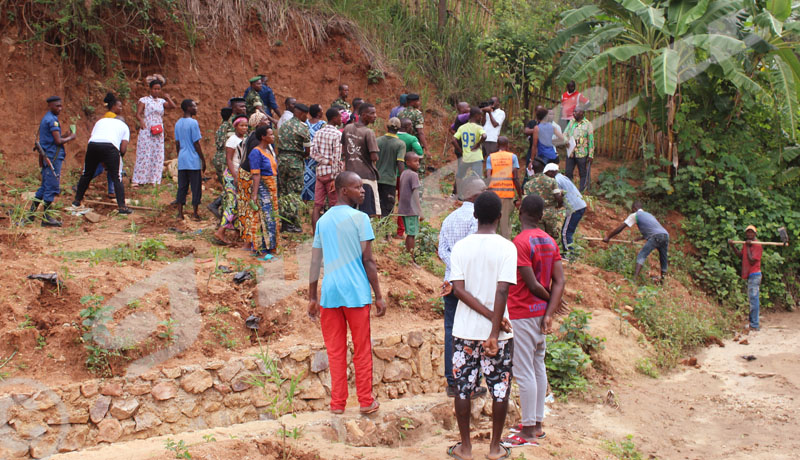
277;117;311;228
398;107;426;176
245;91;264;118
524;173;564;241
331;97;351;111
398;107;424;137
214;119;234;183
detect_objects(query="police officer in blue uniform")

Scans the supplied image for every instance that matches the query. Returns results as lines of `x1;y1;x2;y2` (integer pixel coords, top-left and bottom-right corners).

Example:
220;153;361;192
31;96;76;227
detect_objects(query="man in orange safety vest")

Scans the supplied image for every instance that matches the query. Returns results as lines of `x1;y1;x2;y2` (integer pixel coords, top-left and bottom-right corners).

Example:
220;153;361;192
485;136;522;238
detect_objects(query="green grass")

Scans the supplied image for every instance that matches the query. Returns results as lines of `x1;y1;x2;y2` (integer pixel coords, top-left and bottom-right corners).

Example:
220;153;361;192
631;286;736;368
59;238;168;265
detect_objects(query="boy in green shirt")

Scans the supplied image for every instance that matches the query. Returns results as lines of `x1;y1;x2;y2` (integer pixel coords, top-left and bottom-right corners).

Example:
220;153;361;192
452;107;487;199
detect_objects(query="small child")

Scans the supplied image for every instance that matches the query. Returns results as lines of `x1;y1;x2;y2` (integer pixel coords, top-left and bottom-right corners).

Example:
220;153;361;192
397;152;422;261
174;99;206;220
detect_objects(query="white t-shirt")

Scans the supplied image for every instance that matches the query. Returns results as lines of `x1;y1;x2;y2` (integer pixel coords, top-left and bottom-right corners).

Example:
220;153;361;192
225;134;245;171
483;108;506;142
448;233;516;341
88;118;130;149
277;110;293;129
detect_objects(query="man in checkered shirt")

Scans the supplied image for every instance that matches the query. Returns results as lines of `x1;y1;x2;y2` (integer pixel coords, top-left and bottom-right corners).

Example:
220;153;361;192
310;108;344;230
437;176;486;397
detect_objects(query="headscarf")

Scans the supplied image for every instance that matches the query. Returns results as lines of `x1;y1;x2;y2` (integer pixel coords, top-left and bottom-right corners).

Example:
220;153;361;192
248;111;267;127
145;74;166;86
233;116;249;128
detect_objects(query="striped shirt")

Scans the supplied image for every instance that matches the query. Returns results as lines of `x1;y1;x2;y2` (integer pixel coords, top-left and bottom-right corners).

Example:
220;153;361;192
438;201;478;281
310;124;343;177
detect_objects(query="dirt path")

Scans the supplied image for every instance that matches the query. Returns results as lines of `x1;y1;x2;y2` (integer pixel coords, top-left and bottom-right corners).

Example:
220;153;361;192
556;310;800;460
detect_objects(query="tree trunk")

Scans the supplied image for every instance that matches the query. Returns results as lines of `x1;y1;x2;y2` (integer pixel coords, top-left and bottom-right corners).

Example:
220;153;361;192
666;93;677;174
438;0;448;29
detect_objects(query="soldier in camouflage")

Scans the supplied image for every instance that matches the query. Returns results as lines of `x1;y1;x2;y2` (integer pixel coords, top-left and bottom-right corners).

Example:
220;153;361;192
245;76;264;118
277;103;312;233
523;161;564;242
331;83;351;111
397;93;427;151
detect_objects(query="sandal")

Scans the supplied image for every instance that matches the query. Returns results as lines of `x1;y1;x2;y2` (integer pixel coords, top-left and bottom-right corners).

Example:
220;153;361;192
359;400;380;414
508;423;546;438
501;434;538;448
486;445;512;460
256;253;274;261
210;237;229;246
447;442;468;460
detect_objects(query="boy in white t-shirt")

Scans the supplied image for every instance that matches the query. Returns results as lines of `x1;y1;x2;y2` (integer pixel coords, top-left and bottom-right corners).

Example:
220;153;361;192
448;191;516;460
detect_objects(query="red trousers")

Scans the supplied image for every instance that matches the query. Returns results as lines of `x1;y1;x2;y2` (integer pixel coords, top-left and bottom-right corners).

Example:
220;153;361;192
320;305;374;410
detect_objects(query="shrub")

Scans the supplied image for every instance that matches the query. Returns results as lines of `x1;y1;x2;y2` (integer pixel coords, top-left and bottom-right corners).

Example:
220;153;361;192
632;286;734;368
559;309;605;354
545;340;591;396
595;167;636;207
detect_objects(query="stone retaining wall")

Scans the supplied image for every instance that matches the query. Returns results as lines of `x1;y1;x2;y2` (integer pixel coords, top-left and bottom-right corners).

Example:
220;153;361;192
0;327;446;458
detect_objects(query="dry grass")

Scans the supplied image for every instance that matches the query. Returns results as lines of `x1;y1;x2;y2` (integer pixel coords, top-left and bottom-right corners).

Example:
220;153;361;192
180;0;383;68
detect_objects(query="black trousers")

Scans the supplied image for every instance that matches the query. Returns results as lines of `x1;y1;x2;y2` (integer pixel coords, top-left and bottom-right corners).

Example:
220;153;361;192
565;156;590;192
378;183;396;218
177;170;202;207
75;142;125;208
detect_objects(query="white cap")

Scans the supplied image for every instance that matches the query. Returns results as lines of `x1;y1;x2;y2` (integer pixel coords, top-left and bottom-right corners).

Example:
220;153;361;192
543;163;559;174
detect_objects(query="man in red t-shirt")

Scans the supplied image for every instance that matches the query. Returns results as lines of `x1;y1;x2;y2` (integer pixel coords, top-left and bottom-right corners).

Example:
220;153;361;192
728;225;763;330
503;195;565;447
559;81;589;131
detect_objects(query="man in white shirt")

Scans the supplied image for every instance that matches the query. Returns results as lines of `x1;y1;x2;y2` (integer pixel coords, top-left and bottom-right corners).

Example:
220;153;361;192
448;190;516;460
481;96;506;159
277;97;296;129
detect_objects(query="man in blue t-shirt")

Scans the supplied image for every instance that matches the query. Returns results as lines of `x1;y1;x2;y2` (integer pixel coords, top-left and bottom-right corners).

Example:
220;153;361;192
174;99;206;221
307;171;386;416
30;96;77;227
604;200;669;282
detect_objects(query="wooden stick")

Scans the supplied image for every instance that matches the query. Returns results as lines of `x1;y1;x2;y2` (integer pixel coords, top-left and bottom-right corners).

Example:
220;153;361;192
84;199;158;211
582;236;643;244
729;240;788;246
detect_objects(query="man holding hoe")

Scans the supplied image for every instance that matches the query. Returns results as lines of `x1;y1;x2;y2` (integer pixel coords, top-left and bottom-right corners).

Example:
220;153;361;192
728;226;763;331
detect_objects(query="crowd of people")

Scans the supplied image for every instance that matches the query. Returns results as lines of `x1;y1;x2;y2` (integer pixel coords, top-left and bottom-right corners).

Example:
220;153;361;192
26;76;770;459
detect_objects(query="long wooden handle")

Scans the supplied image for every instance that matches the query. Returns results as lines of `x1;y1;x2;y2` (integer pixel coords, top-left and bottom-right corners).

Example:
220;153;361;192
582;236;642;244
84;199;157;211
729;240;788;246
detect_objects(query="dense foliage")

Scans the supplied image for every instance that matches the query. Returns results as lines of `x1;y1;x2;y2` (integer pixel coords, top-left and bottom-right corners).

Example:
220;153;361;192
665;77;800;309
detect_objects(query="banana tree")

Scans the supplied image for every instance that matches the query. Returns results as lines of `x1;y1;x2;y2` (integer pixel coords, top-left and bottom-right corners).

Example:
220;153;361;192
546;0;800;170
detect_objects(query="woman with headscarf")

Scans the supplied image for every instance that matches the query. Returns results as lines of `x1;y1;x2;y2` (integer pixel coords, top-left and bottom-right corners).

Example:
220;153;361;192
132;74;176;187
212;115;249;245
238;125;279;260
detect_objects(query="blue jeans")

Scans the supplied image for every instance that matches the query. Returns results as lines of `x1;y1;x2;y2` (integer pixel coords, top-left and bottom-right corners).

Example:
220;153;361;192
561;207;586;253
35;157;63;203
93;164;116;194
748;273;762;329
636;233;669;274
443;292;458;387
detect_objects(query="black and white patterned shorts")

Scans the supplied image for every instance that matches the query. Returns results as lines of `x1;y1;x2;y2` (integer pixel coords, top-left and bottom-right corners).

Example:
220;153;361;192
452;337;513;401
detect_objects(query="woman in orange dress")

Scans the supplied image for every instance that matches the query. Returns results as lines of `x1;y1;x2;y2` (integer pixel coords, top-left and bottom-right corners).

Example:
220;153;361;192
237;126;279;260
